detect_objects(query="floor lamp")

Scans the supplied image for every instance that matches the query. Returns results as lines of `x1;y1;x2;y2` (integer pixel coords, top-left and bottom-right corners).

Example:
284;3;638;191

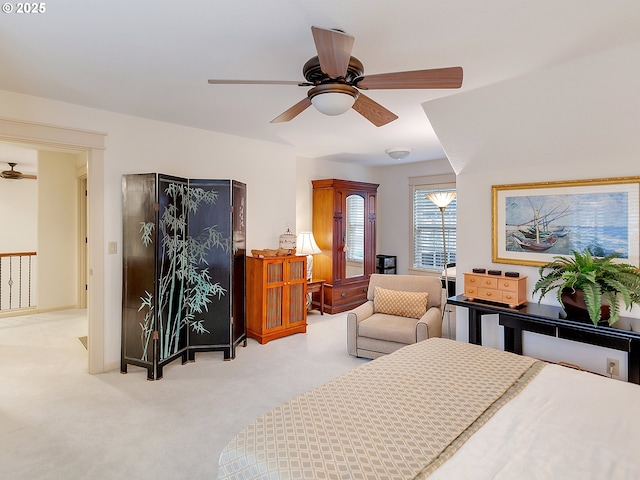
426;191;456;339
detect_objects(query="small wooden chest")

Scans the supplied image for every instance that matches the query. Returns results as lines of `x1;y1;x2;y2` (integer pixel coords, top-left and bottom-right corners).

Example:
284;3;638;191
463;272;527;308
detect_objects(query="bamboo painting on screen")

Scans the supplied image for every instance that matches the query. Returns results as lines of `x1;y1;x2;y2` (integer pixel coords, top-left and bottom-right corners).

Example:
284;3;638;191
121;174;246;380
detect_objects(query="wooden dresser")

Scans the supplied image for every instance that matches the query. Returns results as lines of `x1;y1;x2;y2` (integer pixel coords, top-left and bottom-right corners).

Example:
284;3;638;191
463;272;527;308
246;255;307;344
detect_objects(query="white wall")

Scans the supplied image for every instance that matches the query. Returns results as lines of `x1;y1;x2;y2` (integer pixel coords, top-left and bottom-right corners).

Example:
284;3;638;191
0;176;37;252
424;40;640;377
1;89;298;370
37;151;79;310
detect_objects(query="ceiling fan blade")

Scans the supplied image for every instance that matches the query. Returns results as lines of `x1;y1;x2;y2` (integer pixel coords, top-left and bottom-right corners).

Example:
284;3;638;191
22;174;37;180
357;67;463;90
208;79;302;86
352;93;398;127
311;26;355;78
270;97;312;123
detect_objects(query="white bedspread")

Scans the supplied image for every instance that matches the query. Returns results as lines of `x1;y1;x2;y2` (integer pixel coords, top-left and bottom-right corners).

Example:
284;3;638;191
429;364;640;479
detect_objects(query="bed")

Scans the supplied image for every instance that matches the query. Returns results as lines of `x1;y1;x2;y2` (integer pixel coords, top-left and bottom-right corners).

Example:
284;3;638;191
217;338;640;479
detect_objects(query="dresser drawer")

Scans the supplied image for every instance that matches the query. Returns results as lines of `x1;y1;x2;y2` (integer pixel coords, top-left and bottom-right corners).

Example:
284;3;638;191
464;285;478;297
497;278;519;292
324;281;369;314
501;290;520;305
465;274;498;290
332;284;368;306
477;287;501;302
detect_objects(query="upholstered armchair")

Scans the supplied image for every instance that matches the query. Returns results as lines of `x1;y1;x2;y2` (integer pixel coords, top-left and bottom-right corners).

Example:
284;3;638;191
347;274;442;359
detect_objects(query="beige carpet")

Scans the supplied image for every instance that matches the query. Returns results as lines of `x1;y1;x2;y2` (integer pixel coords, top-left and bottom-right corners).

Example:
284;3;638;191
0;309;368;479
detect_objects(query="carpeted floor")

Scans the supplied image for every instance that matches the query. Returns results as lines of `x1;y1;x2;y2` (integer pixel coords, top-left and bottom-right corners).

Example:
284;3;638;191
0;308;367;479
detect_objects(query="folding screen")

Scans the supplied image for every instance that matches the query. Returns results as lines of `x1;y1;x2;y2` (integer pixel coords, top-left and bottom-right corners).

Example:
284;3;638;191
121;174;246;380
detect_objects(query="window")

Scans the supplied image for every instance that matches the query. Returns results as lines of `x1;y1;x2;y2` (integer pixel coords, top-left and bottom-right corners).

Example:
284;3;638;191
346;194;364;262
412;185;456;271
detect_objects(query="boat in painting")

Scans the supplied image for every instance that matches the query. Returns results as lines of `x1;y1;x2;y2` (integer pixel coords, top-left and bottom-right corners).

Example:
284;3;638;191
519;225;567;239
512;233;558;251
511;205;566;251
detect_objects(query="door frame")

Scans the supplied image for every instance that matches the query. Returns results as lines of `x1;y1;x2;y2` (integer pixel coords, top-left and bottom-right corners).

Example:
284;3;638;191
0;117;106;374
77;171;88;309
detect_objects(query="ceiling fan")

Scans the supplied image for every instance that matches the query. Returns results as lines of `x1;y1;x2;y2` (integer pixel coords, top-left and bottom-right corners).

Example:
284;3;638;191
208;26;463;127
1;162;37;180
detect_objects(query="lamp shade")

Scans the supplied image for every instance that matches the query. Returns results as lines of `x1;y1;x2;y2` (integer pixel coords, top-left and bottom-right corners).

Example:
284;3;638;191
296;232;322;255
426;191;456;209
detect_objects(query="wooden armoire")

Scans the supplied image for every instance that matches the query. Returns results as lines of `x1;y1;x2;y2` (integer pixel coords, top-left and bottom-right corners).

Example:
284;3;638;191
312;179;379;314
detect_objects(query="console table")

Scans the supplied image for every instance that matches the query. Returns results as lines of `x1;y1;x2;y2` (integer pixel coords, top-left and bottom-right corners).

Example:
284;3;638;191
448;295;640;384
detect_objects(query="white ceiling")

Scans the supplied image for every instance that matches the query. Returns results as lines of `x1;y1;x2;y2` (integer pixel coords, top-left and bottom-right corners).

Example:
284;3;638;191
1;0;639;169
0;143;38;174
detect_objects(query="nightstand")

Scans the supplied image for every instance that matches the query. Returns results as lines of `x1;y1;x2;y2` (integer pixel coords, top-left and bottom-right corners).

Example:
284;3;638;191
307;279;326;315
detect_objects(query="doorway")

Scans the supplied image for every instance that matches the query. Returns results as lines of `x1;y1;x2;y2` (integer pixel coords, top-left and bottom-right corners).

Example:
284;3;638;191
0;117;106;374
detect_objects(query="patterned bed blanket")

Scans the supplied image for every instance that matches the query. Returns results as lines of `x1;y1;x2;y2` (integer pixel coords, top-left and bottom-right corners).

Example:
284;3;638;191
217;338;545;479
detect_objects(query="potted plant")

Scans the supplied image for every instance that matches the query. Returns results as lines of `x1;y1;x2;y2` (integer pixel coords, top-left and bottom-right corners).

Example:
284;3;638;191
532;248;640;326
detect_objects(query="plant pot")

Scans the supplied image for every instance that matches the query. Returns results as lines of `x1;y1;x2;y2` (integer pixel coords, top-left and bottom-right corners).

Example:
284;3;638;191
560;288;610;326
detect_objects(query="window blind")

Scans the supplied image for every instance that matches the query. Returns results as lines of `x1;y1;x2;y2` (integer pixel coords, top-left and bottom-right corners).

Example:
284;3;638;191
413;186;457;271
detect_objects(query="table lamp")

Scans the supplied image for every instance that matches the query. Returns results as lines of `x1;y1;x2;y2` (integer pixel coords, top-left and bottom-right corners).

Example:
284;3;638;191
296;232;321;281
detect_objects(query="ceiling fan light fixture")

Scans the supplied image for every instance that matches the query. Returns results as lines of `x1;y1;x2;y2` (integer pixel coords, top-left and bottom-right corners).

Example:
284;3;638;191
1;162;23;180
308;84;358;116
385;147;412;160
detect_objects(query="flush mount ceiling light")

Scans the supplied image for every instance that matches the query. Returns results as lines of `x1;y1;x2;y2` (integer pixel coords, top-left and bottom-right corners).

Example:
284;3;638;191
385;147;412;160
308;84;359;116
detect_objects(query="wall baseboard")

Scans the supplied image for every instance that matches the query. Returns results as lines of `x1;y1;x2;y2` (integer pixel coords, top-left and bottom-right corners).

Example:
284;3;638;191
103;360;120;373
0;305;84;318
0;306;37;318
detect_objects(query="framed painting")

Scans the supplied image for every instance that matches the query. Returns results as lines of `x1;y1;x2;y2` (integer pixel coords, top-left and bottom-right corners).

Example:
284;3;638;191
492;176;640;267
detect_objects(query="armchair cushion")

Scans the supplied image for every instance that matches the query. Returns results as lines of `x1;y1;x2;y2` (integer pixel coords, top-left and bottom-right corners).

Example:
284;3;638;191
358;313;424;344
373;286;429;319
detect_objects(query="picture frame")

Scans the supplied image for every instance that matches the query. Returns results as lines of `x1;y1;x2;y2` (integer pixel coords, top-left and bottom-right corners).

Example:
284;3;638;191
492;176;640;267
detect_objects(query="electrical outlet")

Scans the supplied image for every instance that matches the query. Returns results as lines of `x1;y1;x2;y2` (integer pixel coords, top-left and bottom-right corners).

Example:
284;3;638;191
607;358;620;377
